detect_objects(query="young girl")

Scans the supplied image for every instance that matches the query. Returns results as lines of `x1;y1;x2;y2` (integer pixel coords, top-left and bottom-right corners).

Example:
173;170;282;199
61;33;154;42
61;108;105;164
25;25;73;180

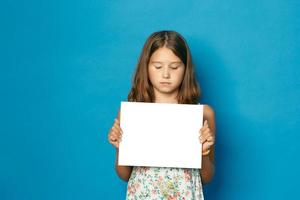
108;30;216;199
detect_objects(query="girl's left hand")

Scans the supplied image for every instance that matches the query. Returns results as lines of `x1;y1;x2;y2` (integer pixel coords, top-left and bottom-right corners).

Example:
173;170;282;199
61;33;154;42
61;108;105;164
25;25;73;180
199;120;215;155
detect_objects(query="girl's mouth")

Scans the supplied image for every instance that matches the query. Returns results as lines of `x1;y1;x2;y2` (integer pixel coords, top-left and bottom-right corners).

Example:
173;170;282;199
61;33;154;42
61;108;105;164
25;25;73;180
160;82;171;85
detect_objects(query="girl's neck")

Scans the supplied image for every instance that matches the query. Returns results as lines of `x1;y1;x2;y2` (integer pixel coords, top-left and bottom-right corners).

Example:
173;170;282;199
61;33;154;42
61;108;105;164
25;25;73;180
154;92;179;104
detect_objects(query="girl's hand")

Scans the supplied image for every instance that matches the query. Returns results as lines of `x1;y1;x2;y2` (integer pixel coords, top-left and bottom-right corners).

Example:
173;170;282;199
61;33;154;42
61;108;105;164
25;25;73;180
108;118;123;148
199;120;215;156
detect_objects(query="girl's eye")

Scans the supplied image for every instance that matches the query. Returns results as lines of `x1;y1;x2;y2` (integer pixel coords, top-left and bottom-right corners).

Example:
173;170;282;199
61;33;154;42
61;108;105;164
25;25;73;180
170;65;180;70
154;65;162;69
169;62;182;69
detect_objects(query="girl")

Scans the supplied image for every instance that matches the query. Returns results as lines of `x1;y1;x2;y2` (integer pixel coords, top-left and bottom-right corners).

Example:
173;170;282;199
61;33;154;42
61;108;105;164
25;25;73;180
108;30;216;199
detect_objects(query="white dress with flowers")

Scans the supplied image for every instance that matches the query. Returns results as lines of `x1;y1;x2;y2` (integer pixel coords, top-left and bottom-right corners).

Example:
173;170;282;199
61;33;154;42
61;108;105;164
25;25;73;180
126;166;204;200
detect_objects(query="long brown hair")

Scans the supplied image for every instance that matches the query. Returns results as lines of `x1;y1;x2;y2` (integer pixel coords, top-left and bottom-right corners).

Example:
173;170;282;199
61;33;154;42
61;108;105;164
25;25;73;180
127;30;201;104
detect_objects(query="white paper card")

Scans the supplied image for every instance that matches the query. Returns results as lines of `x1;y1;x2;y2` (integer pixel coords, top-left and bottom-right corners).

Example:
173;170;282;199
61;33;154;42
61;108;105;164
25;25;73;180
118;101;203;169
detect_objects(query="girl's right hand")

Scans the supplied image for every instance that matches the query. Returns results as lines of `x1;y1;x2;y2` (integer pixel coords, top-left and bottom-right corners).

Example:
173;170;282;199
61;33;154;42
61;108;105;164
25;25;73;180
108;118;123;148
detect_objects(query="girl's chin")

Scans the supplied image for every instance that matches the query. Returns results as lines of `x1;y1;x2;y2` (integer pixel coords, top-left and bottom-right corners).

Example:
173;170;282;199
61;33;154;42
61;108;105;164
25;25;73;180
155;88;177;95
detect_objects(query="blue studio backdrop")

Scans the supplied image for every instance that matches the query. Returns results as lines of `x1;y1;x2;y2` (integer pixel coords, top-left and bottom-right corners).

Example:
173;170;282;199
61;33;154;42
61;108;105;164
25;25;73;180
1;0;299;199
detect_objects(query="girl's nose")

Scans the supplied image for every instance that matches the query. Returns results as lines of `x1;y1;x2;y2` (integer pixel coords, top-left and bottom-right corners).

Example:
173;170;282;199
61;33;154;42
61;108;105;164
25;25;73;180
162;68;170;78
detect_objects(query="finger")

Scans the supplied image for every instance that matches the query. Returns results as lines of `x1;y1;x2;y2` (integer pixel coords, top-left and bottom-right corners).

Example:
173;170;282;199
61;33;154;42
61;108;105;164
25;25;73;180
113;121;123;134
204;122;209;130
111;126;121;136
199;128;210;138
206;136;215;146
111;129;122;141
114;124;123;135
200;125;209;132
203;141;214;150
199;130;213;143
202;142;212;152
109;133;117;142
112;128;122;141
206;135;214;142
200;124;209;133
199;130;204;142
201;121;208;131
110;131;121;141
118;132;122;142
111;140;120;148
202;138;214;148
203;134;215;144
200;126;205;132
108;135;116;144
199;134;208;144
114;118;120;125
202;128;211;137
203;120;208;126
199;137;205;144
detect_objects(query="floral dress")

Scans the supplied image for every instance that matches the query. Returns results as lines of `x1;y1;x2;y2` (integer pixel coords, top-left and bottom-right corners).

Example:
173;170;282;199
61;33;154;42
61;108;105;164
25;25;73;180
126;166;204;200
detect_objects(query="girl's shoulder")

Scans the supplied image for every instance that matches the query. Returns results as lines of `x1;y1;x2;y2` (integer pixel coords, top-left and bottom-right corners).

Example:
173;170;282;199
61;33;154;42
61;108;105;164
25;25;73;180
202;104;215;119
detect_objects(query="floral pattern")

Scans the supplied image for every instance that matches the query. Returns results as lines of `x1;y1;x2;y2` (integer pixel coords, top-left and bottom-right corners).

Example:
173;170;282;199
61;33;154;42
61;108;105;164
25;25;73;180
126;167;204;200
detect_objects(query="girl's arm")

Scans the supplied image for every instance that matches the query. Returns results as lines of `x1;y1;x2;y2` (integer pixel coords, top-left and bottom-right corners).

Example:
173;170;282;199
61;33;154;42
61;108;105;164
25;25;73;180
115;149;133;181
200;104;216;184
110;110;133;182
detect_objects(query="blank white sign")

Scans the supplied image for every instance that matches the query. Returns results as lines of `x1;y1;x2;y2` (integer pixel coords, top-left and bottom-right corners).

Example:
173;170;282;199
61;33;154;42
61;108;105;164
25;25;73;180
118;101;203;169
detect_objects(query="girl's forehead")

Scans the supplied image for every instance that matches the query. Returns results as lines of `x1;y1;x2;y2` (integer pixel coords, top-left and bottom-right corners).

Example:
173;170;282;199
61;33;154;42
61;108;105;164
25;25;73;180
150;47;181;63
150;61;182;64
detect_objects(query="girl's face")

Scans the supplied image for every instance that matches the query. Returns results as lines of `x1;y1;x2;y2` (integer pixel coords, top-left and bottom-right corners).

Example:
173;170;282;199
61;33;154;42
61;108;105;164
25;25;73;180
148;47;185;99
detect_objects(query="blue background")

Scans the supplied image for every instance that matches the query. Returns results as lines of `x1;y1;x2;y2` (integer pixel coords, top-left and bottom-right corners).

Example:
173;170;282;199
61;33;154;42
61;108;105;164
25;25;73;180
1;0;299;199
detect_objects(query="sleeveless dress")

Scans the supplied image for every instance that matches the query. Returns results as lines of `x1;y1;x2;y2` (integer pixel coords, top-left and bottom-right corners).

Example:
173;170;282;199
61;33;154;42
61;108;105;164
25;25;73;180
126;166;204;199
